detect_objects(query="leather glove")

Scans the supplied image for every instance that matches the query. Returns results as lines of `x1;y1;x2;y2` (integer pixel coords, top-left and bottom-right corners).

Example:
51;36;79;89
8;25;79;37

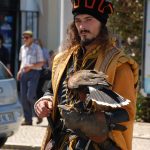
59;107;109;137
105;108;129;131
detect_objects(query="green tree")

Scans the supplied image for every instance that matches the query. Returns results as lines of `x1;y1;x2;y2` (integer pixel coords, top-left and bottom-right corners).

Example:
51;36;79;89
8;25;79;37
108;0;144;64
108;1;150;122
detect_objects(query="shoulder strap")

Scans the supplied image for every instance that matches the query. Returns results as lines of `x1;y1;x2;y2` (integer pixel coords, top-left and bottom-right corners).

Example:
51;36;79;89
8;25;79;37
95;47;138;88
94;47;120;73
100;48;120;73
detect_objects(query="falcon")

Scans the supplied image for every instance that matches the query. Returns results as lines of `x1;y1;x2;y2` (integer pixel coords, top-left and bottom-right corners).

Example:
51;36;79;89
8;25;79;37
66;70;130;111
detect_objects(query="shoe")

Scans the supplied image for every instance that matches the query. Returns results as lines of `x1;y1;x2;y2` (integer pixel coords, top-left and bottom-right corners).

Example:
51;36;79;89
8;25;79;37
36;117;43;124
21;120;32;126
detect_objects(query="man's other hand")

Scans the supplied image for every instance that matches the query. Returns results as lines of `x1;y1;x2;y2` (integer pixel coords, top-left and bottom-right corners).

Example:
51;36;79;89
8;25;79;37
34;98;53;118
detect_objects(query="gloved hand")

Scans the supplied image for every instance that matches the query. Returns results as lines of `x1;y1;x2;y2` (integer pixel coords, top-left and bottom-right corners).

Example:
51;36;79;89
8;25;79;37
59;106;109;137
105;108;129;131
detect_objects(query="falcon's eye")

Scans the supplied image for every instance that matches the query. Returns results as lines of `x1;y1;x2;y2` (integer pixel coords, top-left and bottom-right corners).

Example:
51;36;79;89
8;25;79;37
90;70;97;74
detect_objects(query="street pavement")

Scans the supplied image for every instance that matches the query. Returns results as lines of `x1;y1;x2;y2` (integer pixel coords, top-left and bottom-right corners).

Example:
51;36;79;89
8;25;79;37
1;118;150;150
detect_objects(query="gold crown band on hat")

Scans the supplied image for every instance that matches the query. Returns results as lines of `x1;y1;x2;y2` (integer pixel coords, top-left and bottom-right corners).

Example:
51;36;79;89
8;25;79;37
98;0;112;14
72;0;114;14
72;0;80;8
98;0;106;13
108;3;114;14
71;0;114;24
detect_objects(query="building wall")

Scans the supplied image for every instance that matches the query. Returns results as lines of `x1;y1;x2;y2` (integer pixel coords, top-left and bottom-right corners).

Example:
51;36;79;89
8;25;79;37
60;0;73;45
39;0;60;51
0;0;76;74
39;0;73;52
38;0;49;49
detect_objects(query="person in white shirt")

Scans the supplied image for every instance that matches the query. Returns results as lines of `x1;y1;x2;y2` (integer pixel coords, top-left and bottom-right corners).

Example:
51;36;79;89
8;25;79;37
17;30;44;125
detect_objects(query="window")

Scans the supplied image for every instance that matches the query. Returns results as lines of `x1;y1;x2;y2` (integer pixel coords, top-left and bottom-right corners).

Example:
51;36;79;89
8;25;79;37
0;62;12;79
21;11;39;38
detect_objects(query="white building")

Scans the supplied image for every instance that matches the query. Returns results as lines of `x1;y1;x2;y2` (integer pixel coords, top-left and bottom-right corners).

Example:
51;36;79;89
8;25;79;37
21;0;73;51
0;0;73;75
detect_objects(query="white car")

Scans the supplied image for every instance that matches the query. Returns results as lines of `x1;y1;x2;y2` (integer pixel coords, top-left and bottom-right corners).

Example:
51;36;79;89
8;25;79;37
0;61;23;148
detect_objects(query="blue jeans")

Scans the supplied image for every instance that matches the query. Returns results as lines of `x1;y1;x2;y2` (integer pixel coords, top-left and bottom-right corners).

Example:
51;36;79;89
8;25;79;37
20;70;41;123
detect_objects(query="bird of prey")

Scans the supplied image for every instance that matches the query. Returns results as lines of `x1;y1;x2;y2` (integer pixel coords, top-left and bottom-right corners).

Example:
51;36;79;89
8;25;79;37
58;70;130;138
66;70;130;111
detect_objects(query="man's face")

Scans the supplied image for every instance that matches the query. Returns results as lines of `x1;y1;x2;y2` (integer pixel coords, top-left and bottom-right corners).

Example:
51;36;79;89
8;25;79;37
74;14;101;46
22;34;33;46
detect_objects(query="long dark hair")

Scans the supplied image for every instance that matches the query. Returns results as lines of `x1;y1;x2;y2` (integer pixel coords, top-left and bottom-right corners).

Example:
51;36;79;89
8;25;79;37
60;21;111;52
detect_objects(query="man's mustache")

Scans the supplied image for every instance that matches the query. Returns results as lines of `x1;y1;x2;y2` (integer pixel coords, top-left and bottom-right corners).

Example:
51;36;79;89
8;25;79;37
80;29;90;34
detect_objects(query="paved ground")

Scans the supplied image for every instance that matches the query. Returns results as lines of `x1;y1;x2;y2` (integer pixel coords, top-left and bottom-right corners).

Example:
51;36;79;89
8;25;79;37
1;118;150;150
132;122;150;150
1;117;48;150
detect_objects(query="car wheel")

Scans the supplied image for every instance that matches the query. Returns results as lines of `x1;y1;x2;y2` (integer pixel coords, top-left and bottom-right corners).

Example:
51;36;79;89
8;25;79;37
0;137;8;148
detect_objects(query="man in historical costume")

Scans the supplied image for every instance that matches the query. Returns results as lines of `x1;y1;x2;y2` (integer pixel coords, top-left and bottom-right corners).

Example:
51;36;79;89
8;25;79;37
34;0;138;149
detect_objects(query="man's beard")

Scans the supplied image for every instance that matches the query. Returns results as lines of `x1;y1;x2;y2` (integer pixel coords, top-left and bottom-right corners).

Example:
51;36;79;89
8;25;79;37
79;29;98;46
80;37;96;46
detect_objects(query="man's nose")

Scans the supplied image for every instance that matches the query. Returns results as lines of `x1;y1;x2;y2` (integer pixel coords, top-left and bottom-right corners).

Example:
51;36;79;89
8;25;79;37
79;22;86;30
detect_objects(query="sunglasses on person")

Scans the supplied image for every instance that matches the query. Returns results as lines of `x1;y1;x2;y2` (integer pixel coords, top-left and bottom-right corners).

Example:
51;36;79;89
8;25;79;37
22;36;31;40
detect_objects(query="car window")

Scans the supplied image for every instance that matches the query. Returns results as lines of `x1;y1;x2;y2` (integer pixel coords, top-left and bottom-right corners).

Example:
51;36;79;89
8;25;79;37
0;62;12;79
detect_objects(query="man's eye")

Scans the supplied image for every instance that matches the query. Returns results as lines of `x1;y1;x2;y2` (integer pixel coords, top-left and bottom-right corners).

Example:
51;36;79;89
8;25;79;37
86;18;92;22
75;20;81;23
